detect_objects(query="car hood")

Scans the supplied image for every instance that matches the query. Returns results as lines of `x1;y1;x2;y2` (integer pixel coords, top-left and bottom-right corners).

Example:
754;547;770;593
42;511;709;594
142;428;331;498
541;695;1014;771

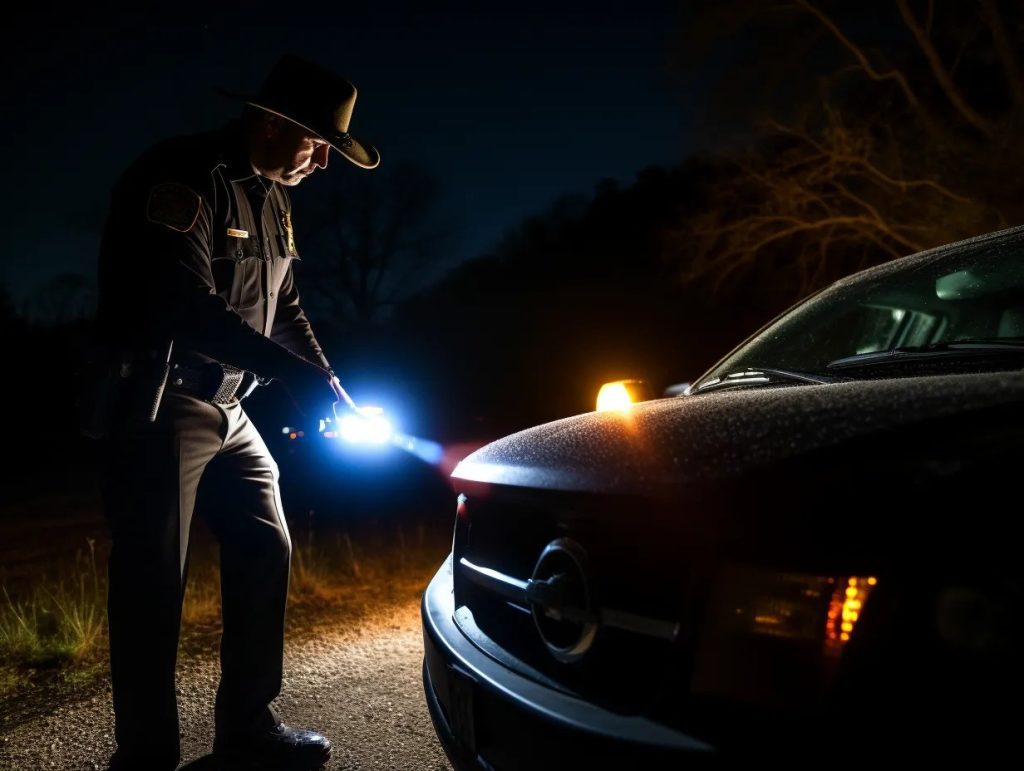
452;370;1024;497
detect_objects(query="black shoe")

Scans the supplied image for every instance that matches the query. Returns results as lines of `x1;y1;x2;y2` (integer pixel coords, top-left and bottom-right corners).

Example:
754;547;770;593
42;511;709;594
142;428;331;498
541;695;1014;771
213;722;332;770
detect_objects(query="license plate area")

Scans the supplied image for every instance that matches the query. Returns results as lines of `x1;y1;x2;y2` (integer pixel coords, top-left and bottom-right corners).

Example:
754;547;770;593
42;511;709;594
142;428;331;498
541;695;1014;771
448;663;477;753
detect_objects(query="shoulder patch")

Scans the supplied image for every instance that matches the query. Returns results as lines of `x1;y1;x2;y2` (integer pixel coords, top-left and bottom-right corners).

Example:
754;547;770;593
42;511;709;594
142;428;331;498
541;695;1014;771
146;182;202;232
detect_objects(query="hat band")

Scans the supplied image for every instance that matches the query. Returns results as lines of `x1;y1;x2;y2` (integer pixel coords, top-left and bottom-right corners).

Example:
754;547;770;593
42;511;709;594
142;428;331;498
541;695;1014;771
331;131;354;149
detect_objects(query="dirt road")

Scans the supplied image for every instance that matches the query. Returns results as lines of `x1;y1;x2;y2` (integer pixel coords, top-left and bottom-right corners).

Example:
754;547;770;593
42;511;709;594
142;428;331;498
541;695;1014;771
1;591;452;770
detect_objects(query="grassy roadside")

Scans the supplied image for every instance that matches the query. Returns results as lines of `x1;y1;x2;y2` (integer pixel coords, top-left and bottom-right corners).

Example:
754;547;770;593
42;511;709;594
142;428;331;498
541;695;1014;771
0;519;451;719
1;538;104;672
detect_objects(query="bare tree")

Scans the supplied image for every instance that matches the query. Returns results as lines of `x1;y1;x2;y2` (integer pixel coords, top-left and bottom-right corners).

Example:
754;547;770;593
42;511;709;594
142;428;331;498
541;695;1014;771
298;161;452;329
677;110;998;296
668;0;1024;298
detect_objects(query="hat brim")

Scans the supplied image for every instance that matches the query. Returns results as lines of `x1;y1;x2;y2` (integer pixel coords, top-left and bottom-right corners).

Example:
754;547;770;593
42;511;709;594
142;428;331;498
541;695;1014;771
219;89;380;170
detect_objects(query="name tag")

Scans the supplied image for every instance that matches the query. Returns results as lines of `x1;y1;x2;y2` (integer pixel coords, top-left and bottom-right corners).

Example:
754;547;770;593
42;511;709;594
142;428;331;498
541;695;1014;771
227;228;249;239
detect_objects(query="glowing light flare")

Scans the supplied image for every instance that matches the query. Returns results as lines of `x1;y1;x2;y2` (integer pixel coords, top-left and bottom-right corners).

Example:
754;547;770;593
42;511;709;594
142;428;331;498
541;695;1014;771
392;433;445;465
339;409;394;444
596;382;633;412
825;576;877;656
278;403;454;469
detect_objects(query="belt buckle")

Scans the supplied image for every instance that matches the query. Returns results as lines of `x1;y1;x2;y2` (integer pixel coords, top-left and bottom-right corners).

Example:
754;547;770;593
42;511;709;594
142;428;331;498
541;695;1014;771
212;365;244;404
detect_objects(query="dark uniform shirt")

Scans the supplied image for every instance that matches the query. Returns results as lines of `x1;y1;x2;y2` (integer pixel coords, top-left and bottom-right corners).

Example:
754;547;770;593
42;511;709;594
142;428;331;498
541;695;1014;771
97;121;330;380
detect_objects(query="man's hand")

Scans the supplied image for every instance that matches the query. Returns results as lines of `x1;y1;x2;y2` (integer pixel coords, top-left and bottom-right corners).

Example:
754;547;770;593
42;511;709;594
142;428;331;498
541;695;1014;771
329;373;358;413
279;358;338;422
278;359;368;434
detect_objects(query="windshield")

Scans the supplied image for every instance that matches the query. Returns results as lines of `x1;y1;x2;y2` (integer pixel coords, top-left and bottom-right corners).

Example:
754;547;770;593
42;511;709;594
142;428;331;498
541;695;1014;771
694;228;1024;389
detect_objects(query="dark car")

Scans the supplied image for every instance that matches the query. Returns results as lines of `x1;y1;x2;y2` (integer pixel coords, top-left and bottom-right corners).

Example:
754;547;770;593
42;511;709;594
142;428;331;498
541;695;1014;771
421;226;1024;766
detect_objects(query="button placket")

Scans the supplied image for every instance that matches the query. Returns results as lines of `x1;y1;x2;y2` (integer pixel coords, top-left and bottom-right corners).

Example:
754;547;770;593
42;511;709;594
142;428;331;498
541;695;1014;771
252;182;278;334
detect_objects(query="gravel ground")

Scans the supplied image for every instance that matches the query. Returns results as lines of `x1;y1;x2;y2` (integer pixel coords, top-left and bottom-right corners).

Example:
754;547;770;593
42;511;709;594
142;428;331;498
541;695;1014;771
0;591;452;770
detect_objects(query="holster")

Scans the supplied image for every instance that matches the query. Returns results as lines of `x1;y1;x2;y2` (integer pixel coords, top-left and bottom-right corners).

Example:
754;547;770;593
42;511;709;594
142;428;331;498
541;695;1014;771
74;340;174;439
129;340;174;423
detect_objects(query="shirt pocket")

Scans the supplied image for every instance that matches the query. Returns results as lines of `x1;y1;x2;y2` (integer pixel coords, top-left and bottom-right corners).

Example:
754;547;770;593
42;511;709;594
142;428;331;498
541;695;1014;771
211;235;263;311
270;217;298;303
274;233;300;262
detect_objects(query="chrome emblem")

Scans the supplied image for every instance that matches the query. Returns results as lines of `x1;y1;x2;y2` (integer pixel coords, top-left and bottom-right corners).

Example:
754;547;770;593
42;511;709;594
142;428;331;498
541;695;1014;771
527;538;597;663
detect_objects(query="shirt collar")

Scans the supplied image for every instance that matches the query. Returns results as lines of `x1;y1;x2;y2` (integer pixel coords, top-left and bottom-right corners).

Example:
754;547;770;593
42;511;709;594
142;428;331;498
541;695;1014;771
219;120;272;190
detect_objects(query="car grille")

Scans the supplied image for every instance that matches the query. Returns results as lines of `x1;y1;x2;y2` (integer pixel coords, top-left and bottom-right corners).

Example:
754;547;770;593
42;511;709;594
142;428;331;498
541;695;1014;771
450;485;704;713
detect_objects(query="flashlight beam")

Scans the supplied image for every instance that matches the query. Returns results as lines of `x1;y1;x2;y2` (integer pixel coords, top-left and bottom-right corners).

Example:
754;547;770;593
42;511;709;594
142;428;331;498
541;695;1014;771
391;433;445;465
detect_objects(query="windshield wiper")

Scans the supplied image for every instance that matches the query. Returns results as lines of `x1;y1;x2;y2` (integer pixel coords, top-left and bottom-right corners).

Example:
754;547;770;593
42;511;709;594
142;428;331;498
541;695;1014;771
828;338;1024;370
695;367;836;393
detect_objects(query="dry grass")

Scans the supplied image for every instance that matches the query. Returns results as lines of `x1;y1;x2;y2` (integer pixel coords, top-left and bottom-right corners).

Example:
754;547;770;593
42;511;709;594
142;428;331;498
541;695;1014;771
0;539;104;669
0;522;449;698
290;523;445;612
180;561;222;627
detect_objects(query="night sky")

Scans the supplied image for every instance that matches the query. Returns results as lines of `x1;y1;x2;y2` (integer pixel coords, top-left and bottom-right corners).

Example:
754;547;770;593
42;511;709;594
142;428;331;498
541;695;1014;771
2;1;690;302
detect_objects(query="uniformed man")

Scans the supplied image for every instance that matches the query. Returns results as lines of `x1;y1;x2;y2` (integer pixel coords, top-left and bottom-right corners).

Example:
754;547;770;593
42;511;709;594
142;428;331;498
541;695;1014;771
94;55;380;771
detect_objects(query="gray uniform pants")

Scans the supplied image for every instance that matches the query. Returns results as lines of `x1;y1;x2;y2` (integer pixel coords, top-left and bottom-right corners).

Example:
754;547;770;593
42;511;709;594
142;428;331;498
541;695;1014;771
102;389;291;765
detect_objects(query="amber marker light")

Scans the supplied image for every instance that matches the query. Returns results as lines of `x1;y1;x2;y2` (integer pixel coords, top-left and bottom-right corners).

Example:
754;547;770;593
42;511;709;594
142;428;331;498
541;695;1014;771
825;576;877;655
597;382;632;412
596;379;652;412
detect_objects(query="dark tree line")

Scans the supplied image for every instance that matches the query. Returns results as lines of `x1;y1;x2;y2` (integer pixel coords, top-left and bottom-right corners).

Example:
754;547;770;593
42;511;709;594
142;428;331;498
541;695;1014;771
390;164;768;438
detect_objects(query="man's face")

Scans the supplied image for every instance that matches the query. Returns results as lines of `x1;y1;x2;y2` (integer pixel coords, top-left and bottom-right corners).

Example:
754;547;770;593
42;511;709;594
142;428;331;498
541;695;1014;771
258;116;331;186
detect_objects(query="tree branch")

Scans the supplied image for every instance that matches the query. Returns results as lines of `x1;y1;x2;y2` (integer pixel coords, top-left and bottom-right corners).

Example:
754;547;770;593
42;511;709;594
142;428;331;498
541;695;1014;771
979;0;1024;107
764;118;972;201
897;0;995;135
794;0;925;115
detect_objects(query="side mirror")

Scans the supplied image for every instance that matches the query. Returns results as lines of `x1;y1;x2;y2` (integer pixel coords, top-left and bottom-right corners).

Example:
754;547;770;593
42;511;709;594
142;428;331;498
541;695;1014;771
662;383;691;397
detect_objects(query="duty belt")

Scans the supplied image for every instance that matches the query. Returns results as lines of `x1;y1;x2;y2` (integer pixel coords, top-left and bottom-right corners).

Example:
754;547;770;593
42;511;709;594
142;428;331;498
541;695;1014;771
168;361;259;404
